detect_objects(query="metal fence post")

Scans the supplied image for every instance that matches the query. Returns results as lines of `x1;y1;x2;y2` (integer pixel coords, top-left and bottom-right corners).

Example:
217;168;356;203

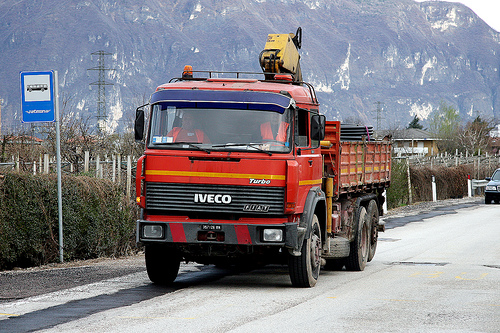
95;155;100;178
84;151;89;173
126;155;132;198
112;155;116;183
407;157;412;205
44;154;49;174
117;154;122;184
432;175;437;202
467;174;472;198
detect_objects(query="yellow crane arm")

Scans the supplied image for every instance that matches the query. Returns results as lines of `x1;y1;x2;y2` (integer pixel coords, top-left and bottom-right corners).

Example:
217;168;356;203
259;27;302;82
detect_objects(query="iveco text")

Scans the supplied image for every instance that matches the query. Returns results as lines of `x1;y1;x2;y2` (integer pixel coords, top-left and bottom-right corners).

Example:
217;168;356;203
194;193;232;204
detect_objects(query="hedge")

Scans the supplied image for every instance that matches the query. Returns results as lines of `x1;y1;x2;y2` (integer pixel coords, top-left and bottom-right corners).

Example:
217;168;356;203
0;173;138;270
386;159;410;209
386;160;499;209
410;165;471;202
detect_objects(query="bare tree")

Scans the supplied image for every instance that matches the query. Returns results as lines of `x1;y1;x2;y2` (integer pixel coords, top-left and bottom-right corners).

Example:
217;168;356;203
458;116;495;155
343;115;366;126
0;130;48;171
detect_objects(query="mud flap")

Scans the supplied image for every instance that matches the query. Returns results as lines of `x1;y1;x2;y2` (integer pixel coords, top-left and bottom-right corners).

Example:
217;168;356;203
289;187;325;256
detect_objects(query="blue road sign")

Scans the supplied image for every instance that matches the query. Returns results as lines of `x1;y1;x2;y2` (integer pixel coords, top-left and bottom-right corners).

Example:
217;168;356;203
20;71;55;123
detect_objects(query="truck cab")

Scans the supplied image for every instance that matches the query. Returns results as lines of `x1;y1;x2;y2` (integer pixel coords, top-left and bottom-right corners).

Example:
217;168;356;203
135;74;327;287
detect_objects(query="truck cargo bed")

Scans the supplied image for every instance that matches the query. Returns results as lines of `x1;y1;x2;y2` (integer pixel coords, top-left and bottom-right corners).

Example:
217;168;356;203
322;121;391;197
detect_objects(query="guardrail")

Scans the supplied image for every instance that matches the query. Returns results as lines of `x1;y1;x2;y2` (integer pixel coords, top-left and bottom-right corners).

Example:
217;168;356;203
472;179;489;189
468;178;489;197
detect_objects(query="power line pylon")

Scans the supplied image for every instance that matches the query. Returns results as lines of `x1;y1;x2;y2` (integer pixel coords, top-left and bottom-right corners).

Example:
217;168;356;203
87;51;114;133
373;101;385;131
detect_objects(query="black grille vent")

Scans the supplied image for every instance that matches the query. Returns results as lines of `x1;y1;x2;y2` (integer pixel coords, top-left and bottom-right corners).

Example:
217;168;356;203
146;183;285;215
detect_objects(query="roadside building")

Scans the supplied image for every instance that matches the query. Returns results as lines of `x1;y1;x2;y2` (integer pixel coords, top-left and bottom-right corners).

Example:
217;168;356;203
489;124;500;154
375;128;439;157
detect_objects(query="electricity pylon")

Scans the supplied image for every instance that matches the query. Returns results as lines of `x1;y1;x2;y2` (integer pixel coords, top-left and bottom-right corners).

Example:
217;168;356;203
88;51;114;133
373;101;385;131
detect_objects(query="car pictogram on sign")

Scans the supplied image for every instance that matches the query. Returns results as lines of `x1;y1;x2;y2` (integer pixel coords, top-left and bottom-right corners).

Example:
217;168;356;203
27;84;48;92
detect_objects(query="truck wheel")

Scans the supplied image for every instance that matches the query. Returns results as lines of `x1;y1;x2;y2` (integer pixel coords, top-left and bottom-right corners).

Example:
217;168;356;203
289;215;321;287
145;245;181;285
366;200;379;262
345;206;369;271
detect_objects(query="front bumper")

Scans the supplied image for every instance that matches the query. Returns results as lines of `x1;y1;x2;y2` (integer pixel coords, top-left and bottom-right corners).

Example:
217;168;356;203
137;219;298;249
485;190;500;200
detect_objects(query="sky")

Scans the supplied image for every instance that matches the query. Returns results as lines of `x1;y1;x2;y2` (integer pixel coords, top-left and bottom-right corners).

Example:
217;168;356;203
415;0;500;32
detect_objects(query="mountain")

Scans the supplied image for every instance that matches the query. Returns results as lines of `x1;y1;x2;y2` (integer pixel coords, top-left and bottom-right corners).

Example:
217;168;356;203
1;0;499;134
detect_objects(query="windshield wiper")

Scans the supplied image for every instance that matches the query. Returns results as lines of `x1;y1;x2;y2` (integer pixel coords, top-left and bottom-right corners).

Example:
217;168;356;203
212;143;273;155
154;142;211;154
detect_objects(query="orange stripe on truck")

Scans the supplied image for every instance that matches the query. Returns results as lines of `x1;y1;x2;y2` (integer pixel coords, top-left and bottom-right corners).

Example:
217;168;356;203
146;170;286;180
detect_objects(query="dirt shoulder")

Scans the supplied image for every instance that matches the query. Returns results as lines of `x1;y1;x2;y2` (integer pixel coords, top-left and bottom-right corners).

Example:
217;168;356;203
383;196;482;218
0;254;146;302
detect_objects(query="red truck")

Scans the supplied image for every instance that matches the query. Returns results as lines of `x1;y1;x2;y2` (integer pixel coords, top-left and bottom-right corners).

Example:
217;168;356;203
134;29;391;287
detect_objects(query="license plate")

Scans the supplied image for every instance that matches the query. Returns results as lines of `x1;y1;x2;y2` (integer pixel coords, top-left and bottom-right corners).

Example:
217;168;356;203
200;224;222;231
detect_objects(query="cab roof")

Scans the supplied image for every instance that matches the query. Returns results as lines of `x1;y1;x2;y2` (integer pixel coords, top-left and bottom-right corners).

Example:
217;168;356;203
151;88;294;113
154;77;318;110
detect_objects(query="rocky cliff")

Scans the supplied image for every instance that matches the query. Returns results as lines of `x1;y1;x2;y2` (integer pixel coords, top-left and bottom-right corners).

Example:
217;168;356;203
0;0;499;133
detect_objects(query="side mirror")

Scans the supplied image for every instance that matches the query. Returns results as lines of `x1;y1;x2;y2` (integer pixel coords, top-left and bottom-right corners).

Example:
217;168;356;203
134;105;147;141
311;114;326;142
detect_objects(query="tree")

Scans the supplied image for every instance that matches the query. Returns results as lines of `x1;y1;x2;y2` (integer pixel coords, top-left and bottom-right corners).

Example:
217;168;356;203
407;115;423;129
44;112;97;173
429;102;461;153
41;92;144;172
0;131;47;170
343;115;366;126
458;116;494;155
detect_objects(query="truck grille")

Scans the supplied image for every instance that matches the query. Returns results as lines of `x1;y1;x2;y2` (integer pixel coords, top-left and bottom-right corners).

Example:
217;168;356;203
146;183;285;215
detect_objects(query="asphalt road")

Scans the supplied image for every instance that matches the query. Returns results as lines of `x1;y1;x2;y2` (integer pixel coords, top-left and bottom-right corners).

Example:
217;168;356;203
1;198;499;332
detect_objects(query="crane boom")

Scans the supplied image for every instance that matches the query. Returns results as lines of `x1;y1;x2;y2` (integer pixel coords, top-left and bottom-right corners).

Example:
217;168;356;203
259;27;302;82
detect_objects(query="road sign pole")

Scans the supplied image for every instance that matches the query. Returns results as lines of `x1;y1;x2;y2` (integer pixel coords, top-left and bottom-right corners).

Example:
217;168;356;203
20;70;63;262
54;71;64;263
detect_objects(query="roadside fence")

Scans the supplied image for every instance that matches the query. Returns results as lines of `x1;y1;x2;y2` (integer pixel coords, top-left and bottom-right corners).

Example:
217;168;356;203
0;152;137;199
406;150;500;179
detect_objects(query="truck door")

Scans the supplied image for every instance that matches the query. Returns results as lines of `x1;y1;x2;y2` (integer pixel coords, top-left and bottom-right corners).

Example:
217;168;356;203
294;108;323;212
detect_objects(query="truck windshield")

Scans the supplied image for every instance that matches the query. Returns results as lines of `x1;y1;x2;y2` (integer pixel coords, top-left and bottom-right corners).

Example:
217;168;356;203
148;104;292;153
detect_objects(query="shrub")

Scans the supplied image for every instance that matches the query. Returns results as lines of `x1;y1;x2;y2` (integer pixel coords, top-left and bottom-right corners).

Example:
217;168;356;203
386;158;494;209
386;159;409;209
0;173;138;270
410;165;471;201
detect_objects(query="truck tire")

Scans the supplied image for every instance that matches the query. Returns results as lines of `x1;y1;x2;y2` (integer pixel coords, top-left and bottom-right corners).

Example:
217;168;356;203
366;200;379;262
145;245;181;285
345;206;369;271
288;215;321;287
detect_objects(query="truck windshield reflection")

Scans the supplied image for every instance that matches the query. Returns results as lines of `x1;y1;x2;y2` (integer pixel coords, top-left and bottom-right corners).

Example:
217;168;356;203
148;105;292;153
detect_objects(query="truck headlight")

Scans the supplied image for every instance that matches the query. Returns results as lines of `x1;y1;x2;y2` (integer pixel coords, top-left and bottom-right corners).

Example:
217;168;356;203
486;185;497;191
143;224;164;239
263;229;283;242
